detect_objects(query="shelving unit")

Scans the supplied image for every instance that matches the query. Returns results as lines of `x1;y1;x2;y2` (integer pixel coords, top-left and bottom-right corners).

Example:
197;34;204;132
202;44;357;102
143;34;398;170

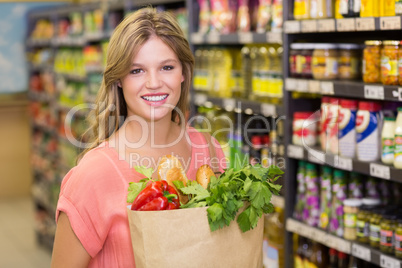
282;3;402;268
26;0;187;252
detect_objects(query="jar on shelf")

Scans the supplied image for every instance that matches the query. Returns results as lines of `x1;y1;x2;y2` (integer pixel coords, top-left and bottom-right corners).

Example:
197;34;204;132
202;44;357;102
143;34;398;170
369;208;384;249
381;40;399;85
363;40;382;83
290;43;304;78
312;44;338;80
395;218;402;259
338;44;361;80
356;198;381;244
292;112;318;147
343;198;362;241
301;43;315;79
380;213;398;255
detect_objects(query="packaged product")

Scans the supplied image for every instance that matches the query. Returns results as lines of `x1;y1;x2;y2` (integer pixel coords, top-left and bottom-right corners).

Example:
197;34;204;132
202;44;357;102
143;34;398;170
320;96;331;151
237;0;251;32
380;0;395;16
343;198;362;240
365;177;380;199
305;163;320;227
292;112;318;147
256;0;271;33
348;172;363;199
289;43;303;78
293;0;310;19
327;98;340;155
319;165;332;231
395;218;402;259
338;99;358;158
329;169;348;237
360;0;380;17
363;40;382;83
380;213;398;254
356;198;381;244
381;40;399;86
312;44;338;80
270;0;283;30
379;180;391;205
369;208;383;248
338;44;361;80
394;107;402;169
356;101;382;162
210;0;235;34
381;117;396;165
294;161;307;221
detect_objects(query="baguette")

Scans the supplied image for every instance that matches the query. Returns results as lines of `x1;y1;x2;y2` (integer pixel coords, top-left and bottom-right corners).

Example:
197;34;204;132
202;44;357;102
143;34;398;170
196;164;215;189
157;155;189;204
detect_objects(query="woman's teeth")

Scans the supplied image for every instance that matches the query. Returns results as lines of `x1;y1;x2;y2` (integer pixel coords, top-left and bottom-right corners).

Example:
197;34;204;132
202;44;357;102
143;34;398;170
141;95;168;102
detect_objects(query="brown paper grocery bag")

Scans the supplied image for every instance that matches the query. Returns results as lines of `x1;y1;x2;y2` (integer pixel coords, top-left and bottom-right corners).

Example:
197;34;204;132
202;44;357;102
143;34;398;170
127;206;263;268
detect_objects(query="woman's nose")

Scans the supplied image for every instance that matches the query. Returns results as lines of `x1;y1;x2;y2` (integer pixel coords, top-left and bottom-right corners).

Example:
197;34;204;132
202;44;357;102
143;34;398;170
145;72;162;89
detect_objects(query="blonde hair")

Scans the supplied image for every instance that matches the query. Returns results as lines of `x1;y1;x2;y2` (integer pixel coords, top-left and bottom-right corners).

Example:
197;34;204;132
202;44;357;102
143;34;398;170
80;7;194;159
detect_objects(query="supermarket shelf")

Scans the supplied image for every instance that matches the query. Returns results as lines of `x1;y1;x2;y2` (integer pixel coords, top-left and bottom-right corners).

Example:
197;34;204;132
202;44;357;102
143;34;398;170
55;103;88;117
26;38;52;47
286;144;402;182
285;78;402;102
52;36;86;47
284;16;402;34
84;32;110;42
286;218;402;267
194;92;285;116
191;31;283;45
85;65;104;74
29;64;54;72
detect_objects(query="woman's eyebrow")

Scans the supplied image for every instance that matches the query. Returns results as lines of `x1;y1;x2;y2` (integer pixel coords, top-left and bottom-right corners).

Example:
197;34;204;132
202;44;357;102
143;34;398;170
130;59;179;67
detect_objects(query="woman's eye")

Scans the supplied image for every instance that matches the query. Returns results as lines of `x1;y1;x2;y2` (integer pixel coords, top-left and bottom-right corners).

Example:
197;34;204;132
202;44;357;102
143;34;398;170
130;69;143;74
162;65;174;71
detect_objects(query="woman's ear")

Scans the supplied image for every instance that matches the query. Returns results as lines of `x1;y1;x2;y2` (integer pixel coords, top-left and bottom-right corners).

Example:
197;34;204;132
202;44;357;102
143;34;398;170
117;80;122;88
181;74;184;83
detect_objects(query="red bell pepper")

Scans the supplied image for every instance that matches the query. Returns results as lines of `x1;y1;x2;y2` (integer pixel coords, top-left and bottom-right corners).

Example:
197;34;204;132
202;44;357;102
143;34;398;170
131;180;180;211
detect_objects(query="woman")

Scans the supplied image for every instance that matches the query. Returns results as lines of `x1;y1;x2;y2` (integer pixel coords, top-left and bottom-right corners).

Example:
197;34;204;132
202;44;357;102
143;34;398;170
51;7;226;267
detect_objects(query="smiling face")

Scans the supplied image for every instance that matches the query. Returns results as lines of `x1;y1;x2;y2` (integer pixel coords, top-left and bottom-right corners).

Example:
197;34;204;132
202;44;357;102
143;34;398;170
119;35;184;123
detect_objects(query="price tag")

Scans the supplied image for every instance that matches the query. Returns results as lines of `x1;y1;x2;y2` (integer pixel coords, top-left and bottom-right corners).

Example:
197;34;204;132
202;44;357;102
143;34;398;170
271;195;285;209
287;144;304;159
297;79;309;92
335;156;353;171
321;81;335;95
301;20;318;32
266;32;282;44
380;16;402;30
325;234;338;249
355;17;376;31
336;238;351;254
238;32;253;44
314;229;327;245
191;32;204;44
308;151;325;164
207;33;220;44
284;20;301;33
285;78;298;91
309;80;321;93
380;255;401;268
364;85;385;100
352;244;371;262
286;218;298;233
370;163;391;180
399;88;402;101
337;18;356;31
318;19;336;32
260;103;276;116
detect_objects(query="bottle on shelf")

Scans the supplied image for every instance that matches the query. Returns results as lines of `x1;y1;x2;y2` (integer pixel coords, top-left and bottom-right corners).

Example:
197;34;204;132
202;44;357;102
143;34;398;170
309;241;329;267
381;117;396;165
338;251;349;268
263;206;285;268
394;107;402;169
329;248;339;268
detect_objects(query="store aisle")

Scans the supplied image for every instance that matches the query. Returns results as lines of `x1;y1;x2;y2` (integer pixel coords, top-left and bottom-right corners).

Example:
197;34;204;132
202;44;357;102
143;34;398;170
0;196;52;268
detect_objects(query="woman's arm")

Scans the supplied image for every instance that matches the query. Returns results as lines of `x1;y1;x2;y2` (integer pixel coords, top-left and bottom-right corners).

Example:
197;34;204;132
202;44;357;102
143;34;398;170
51;212;91;268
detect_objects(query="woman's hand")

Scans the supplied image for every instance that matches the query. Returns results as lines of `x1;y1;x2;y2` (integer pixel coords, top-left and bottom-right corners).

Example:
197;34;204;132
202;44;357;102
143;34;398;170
51;212;91;268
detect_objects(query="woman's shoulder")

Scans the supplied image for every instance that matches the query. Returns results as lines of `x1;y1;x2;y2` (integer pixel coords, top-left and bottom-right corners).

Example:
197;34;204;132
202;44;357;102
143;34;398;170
186;127;220;148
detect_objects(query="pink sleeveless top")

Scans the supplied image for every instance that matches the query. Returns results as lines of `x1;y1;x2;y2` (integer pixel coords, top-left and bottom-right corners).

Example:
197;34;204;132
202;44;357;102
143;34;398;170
56;127;227;267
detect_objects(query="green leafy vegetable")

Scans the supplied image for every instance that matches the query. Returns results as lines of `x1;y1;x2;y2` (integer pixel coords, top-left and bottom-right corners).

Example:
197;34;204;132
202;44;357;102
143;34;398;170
174;164;283;233
127;166;154;203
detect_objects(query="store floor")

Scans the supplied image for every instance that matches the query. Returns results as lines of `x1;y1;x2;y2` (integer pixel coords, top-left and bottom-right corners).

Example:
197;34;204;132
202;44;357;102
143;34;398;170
0;196;52;268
